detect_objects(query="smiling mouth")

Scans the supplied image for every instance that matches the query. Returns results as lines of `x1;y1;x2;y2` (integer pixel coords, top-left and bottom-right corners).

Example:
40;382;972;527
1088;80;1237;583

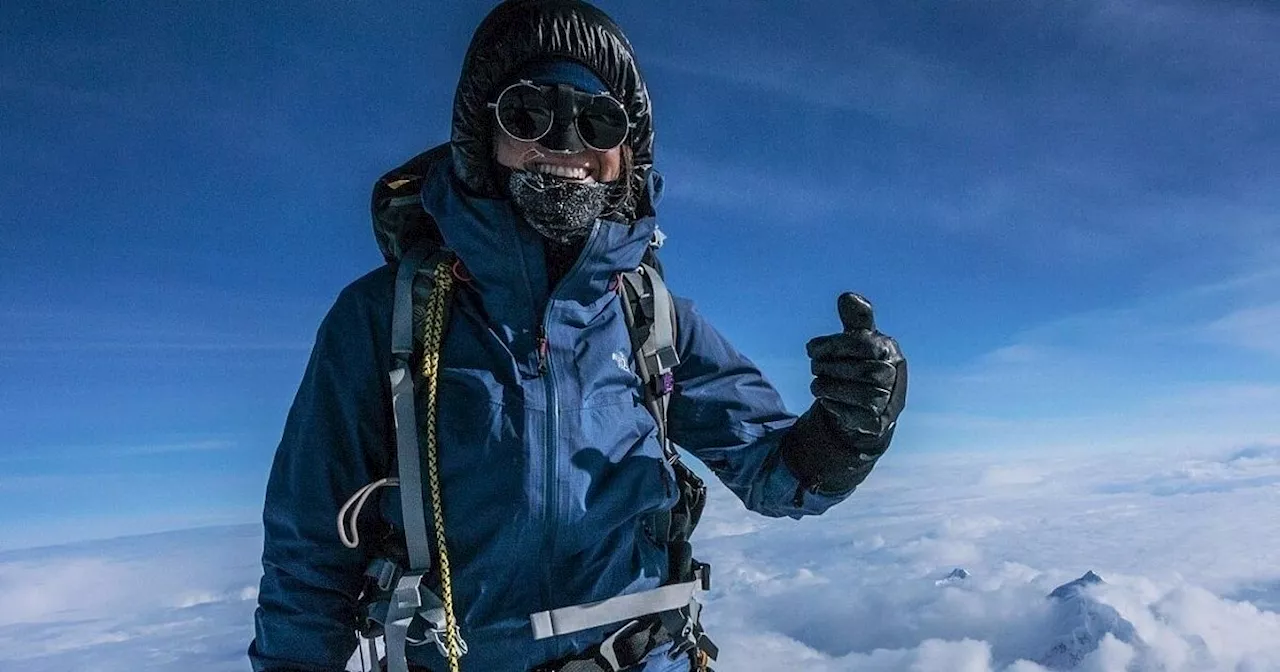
528;162;594;182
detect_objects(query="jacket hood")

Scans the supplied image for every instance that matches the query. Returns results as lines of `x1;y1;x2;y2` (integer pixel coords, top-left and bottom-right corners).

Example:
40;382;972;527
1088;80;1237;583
451;0;655;207
371;1;658;265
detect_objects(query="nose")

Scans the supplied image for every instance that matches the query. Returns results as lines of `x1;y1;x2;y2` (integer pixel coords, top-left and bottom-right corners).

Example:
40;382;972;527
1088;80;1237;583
539;122;584;153
539;84;587;154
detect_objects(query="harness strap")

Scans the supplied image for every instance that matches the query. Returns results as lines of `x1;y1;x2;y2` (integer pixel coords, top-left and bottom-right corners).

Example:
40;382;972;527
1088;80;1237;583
533;617;671;672
529;566;708;640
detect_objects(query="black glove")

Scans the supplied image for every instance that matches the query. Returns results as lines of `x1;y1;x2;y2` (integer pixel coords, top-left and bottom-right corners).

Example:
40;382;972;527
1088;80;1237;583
780;293;908;497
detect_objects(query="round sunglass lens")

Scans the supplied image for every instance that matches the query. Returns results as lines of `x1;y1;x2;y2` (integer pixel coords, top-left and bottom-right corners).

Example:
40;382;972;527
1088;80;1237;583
576;96;629;151
497;84;553;141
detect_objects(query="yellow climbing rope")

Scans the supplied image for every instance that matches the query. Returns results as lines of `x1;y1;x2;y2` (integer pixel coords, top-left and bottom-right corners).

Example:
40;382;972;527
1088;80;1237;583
420;259;463;672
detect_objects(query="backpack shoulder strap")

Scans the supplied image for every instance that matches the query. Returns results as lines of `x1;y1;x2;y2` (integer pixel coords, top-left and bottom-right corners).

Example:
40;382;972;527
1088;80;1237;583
618;261;717;661
619;263;679;464
390;244;440;573
385;243;469;671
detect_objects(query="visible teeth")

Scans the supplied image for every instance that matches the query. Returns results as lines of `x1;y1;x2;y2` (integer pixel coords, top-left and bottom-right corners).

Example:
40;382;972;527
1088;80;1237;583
532;164;590;180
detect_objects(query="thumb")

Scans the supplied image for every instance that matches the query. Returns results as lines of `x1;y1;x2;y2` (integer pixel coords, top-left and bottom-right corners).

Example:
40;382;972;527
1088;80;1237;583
838;292;876;332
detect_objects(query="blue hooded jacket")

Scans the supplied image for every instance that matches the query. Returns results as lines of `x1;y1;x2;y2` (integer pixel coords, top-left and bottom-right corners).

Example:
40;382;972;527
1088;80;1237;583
249;150;856;672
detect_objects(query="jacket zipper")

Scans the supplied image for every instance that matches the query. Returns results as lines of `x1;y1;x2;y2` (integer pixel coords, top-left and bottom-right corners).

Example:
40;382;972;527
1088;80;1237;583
537;222;602;608
539;322;559;609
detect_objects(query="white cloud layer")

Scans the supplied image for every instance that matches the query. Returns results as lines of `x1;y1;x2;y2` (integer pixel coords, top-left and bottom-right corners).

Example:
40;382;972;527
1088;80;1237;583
2;445;1279;671
693;445;1280;671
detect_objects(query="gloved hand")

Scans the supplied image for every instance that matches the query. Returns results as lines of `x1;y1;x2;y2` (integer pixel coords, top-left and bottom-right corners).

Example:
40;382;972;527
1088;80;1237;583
780;293;908;496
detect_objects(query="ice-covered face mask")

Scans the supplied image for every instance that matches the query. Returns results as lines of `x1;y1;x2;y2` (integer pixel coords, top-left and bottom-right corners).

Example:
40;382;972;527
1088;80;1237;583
507;170;610;243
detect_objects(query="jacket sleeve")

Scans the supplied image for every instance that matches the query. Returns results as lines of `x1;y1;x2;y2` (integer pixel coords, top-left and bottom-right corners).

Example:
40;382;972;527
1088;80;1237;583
249;275;393;672
667;297;856;520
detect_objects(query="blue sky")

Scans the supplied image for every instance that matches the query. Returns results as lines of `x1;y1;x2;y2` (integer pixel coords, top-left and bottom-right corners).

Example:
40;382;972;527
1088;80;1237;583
2;0;1277;550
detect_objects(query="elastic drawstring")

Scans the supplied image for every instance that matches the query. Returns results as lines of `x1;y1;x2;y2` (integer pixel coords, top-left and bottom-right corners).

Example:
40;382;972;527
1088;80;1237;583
451;259;473;283
338;477;400;549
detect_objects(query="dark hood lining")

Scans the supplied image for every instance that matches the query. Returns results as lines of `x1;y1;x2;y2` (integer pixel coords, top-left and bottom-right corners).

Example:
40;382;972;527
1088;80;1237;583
371;144;449;264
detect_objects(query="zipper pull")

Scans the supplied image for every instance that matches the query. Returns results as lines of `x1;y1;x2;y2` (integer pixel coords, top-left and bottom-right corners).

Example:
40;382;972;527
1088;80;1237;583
536;326;549;376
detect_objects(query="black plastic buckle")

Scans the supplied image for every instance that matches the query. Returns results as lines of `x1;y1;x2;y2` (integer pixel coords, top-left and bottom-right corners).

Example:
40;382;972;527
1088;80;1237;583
530;618;657;672
597;618;647;671
696;632;719;660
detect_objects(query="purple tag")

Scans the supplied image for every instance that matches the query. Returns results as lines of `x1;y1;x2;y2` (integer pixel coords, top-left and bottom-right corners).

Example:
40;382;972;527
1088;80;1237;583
658;372;675;396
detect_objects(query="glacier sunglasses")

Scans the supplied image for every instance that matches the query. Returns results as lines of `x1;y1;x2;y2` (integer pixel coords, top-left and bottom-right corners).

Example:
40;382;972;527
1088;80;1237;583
488;80;633;153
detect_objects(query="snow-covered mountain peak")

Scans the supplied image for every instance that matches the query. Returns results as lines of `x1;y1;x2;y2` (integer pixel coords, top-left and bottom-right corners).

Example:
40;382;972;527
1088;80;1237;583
1038;571;1142;669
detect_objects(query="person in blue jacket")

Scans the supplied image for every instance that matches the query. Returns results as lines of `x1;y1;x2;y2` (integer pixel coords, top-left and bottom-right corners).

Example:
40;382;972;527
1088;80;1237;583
249;2;907;671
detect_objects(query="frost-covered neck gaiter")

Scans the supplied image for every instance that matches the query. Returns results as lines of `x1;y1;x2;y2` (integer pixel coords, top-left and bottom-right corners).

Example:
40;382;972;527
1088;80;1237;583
507;170;610;244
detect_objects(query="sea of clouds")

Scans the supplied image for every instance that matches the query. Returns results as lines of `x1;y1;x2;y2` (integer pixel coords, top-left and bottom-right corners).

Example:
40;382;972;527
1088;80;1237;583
2;444;1278;671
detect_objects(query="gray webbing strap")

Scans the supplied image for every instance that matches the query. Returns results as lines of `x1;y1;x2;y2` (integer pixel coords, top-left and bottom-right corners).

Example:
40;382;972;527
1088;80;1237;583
390;245;423;362
639;263;678;376
620;265;680;462
621;265;679;379
529;567;707;641
390;245;432;572
386;245;432;672
643;264;678;465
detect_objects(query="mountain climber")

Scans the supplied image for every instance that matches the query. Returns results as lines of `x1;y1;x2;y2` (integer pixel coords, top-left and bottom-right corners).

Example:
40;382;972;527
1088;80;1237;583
248;2;907;671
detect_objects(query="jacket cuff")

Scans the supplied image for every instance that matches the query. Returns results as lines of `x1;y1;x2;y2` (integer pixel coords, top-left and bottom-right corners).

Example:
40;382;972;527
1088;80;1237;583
775;446;858;517
779;407;882;498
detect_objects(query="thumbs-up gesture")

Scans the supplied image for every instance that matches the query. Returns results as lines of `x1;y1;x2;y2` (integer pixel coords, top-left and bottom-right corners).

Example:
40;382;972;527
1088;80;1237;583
780;293;908;495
